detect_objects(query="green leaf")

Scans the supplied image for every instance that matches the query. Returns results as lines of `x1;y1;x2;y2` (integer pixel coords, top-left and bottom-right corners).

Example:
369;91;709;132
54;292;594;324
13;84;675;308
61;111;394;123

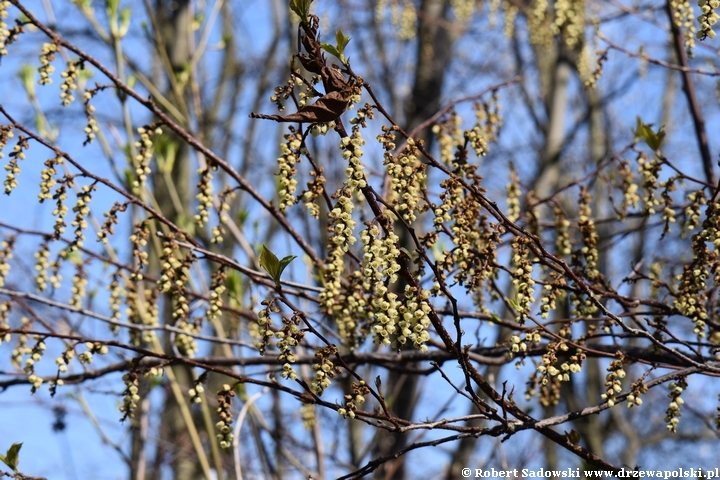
320;43;341;60
107;0;120;17
335;29;350;52
320;30;351;65
565;429;581;445
226;269;243;309
118;7;132;37
0;442;22;472
259;245;296;289
289;0;311;24
18;64;36;99
506;298;520;312
634;117;665;151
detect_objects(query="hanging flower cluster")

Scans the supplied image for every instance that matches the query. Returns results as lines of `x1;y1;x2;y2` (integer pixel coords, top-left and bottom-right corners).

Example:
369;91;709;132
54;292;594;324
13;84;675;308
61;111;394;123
38;42;57;85
0;235;15;288
338;380;370;419
277;131;303;212
3;134;28;195
215;384;236;449
431;112;463;165
601;355;627;407
59;60;80;106
697;0;719;40
385;137;427;224
133;125;161;191
277;311;305;381
552;0;586;48
311;346;340;395
576;186;601;282
665;378;687;432
671;0;697;55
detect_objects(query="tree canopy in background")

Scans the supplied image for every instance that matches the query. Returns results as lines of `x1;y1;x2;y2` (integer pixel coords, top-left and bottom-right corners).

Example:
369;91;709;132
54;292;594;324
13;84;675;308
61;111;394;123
1;0;720;478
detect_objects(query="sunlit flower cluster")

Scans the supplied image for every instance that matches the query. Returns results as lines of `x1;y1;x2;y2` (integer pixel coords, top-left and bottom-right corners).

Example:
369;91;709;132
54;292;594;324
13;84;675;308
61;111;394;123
195;167;214;228
385;138;426;224
215;384;236;448
528;0;551;46
0;302;10;344
582;48;609;88
601;355;627;408
431;112;463;165
23;338;47;393
637;152;662;216
277;132;302;211
468;94;502;158
277;312;305;381
626;376;648;409
318;186;357;339
59;60;80;106
552;0;586;48
510;330;541;359
660;177;677;234
674;235;710;337
540;276;566;319
617;160;639;218
120;371;140;420
124;278;158;346
311;346;340;395
338;380;370;419
395;0;416;41
70;183;95;249
0;125;13;158
207;267;226;322
395;286;432;351
0;1;13;56
256;299;278;356
553;207;572;257
128;221;150;281
361;223;401;291
188;380;205;404
213;186;236;243
683;190;705;233
436;177;493;290
576;186;601;281
69;262;88;309
133;126;161;191
537;342;572;384
302;166;325;218
108;272;124;333
697;0;719;39
38;156;63;203
671;0;697;55
51;179;68;239
33;240;51;292
0;235;15;288
341;130;368;192
82;90;99;145
4;134;28;195
98;202;127;244
527;345;561;406
506;164;521;222
510;235;535;323
301;403;315;430
10;327;29;368
665;378;687;432
504;4;518;38
38;42;58;85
